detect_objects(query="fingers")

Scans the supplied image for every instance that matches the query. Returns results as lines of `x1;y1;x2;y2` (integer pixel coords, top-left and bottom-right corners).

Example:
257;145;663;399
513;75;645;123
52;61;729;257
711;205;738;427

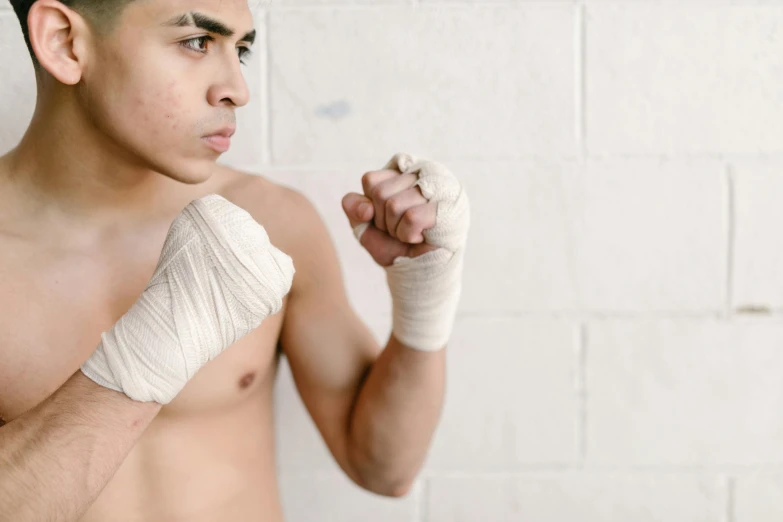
386;188;428;241
342;192;375;229
395;200;437;243
362;170;418;233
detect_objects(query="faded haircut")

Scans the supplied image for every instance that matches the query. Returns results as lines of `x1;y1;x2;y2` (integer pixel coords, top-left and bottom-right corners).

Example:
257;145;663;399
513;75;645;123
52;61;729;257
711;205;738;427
10;0;135;66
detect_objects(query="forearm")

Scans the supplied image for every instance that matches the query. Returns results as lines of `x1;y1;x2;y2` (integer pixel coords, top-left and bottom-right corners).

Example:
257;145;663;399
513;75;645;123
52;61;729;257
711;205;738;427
0;370;161;522
348;334;445;496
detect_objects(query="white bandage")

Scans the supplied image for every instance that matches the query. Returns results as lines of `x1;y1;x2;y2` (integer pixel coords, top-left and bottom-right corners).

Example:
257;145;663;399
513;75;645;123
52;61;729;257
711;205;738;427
81;194;295;404
354;153;470;352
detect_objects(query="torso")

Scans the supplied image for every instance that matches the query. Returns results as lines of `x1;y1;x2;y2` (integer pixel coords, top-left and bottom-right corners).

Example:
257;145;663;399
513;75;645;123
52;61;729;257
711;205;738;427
0;165;294;521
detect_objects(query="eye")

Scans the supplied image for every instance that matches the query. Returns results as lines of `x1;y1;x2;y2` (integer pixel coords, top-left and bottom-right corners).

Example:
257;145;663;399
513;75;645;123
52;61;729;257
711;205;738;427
180;35;214;54
237;46;252;65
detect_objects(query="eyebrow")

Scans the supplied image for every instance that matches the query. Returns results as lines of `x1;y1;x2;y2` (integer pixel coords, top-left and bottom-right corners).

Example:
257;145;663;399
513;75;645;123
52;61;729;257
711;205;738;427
164;12;256;45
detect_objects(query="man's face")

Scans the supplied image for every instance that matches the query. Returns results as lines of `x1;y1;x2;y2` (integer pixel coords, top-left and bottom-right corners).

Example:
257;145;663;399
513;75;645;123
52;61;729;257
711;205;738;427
77;0;255;184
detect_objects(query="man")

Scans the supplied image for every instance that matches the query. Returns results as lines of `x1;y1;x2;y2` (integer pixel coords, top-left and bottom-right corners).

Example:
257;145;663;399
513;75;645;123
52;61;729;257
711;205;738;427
0;0;470;521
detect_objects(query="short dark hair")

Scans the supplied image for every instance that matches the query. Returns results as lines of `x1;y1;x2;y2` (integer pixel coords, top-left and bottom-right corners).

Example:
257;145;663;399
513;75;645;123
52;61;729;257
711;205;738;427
10;0;134;65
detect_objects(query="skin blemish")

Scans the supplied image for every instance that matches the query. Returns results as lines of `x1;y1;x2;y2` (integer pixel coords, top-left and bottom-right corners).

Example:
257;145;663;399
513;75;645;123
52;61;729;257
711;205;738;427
238;372;256;389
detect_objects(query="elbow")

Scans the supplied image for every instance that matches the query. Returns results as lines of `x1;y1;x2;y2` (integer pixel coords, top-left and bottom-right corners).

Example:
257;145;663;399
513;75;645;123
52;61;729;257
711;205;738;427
381;483;414;498
345;439;420;498
347;455;416;498
387;481;415;498
356;474;415;498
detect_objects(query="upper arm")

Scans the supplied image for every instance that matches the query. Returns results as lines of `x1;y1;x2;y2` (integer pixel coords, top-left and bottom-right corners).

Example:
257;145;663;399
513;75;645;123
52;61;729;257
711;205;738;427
276;188;382;481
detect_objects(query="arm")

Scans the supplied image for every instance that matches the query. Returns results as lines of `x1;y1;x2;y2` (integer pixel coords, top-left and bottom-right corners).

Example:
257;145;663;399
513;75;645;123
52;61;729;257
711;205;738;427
0;370;161;522
347;334;445;496
277;189;444;497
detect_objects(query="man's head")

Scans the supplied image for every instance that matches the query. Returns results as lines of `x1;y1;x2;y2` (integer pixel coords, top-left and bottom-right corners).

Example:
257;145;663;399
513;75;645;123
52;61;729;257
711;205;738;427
10;0;255;184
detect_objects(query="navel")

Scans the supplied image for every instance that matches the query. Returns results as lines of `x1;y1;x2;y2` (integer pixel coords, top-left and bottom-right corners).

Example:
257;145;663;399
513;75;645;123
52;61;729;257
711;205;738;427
238;372;256;389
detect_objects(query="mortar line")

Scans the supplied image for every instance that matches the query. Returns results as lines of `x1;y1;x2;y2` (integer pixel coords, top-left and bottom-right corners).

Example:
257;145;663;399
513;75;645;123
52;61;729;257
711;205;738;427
577;0;587;163
725;163;735;318
578;321;588;463
726;475;736;522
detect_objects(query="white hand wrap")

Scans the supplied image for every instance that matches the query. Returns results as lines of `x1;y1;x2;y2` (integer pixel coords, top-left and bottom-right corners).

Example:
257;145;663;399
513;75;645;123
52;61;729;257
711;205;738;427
81;194;295;404
354;153;470;352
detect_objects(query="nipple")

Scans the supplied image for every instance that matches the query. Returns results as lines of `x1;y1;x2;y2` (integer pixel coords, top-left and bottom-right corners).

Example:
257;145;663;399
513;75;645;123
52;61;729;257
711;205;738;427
238;372;256;389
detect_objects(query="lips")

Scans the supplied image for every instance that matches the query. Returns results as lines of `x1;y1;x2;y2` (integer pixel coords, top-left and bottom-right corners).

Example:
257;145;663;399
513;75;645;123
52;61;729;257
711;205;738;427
202;126;235;153
203;135;231;153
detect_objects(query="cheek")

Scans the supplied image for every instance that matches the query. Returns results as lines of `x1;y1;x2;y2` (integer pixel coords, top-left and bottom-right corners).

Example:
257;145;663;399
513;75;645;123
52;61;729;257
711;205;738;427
81;53;205;163
88;42;193;138
132;80;190;136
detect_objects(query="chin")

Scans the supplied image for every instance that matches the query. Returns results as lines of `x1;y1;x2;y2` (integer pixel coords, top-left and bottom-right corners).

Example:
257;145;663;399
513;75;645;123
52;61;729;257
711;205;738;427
154;157;219;185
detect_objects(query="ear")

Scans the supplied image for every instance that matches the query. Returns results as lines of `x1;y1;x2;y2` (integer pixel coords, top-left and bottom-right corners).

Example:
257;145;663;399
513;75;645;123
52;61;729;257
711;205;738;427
27;0;91;85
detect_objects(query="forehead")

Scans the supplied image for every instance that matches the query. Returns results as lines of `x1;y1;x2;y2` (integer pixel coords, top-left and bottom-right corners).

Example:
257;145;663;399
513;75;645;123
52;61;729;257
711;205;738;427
122;0;254;32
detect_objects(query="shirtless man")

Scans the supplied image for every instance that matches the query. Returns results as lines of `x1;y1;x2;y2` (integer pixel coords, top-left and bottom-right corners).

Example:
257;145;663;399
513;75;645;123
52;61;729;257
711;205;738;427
0;0;470;521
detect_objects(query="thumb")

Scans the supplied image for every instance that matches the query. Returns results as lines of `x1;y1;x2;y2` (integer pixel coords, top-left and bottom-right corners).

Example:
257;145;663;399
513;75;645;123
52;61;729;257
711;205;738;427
341;192;375;228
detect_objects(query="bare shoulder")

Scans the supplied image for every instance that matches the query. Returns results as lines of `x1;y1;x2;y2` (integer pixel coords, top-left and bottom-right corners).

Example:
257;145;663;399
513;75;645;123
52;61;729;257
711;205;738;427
215;166;331;283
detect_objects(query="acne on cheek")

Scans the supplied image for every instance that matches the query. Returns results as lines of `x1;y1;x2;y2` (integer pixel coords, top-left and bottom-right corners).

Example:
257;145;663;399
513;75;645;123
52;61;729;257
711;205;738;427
131;95;154;126
133;95;181;135
161;81;186;132
131;81;189;138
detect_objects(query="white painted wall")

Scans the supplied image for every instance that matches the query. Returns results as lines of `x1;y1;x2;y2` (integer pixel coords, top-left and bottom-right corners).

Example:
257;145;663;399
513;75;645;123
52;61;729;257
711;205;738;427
3;1;782;520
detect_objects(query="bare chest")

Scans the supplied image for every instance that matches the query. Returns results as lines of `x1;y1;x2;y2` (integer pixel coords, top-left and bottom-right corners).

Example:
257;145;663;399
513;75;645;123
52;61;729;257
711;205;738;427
0;238;286;422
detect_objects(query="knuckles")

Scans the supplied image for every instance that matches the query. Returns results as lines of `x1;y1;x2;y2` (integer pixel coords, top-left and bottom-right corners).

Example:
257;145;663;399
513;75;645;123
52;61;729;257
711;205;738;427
386;197;406;216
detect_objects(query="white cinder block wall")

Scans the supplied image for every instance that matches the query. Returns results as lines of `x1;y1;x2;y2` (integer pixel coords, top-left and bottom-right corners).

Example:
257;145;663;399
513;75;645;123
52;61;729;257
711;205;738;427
3;0;783;520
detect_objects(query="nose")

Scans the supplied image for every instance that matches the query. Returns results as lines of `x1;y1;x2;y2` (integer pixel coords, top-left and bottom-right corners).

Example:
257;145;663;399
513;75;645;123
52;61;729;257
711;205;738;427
207;55;250;108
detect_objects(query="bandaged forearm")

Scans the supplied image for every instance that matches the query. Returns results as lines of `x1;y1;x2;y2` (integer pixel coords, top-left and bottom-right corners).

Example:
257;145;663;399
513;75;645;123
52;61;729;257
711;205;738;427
356;153;470;352
81;195;295;404
385;247;466;352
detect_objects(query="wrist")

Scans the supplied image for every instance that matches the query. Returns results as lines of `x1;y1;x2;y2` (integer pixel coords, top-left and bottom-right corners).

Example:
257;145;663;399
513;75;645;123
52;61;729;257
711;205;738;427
386;247;464;352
